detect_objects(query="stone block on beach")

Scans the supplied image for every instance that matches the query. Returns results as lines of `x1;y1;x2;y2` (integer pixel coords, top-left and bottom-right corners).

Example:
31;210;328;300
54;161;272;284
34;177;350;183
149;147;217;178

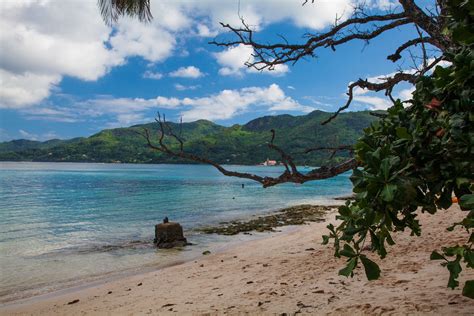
154;222;188;248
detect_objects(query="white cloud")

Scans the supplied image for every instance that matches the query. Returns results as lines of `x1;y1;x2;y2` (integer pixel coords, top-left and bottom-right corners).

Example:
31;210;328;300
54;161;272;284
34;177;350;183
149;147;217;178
169;66;204;78
350;56;449;110
186;0;355;33
18;129;59;141
0;0;186;109
353;95;392;110
196;24;218;37
172;84;311;121
113;113;146;127
1;0;388;109
23;84;311;126
175;84;200;91
109;18;176;63
0;70;61;108
0;1;123;108
143;71;164;80
215;44;289;76
397;87;415;101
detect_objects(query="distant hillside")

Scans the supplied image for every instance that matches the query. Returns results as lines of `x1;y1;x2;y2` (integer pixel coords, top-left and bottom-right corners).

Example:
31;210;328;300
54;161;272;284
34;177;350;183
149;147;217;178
0;111;379;165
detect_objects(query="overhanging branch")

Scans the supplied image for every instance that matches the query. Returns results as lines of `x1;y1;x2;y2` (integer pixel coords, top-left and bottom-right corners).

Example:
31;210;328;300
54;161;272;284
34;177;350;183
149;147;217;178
141;115;358;188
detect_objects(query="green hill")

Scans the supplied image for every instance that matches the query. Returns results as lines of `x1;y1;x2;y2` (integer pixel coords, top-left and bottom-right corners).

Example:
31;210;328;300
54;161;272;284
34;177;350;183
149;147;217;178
0;111;378;165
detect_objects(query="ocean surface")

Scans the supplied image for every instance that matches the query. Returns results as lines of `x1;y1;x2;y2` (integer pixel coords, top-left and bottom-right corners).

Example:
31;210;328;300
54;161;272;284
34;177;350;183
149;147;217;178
0;162;353;302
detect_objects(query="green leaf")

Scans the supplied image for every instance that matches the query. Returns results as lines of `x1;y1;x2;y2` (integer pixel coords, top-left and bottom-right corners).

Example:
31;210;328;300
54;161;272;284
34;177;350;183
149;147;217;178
322;235;329;245
396;127;412;140
339;244;357;258
338;205;351;217
338;257;357;277
380;158;391;180
456;177;470;188
465;250;474;268
360;255;381;281
380;183;397;202
447;260;462;289
430;251;445;260
460;194;474;210
462;280;474;299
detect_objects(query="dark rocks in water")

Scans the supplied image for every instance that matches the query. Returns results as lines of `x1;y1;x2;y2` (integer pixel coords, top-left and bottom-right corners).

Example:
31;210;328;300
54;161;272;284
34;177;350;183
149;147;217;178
197;204;334;236
334;195;355;201
154;222;188;248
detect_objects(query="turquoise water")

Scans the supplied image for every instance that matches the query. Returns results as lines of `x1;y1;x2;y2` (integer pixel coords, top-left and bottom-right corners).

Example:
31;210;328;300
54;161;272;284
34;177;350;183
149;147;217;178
0;162;352;302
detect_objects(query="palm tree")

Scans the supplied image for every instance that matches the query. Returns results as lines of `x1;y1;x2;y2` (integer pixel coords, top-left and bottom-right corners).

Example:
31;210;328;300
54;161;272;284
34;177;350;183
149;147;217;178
98;0;153;25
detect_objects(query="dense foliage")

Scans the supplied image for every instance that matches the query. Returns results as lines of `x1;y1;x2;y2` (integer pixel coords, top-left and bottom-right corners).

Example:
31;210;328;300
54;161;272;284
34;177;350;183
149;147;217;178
323;0;473;298
0;110;377;165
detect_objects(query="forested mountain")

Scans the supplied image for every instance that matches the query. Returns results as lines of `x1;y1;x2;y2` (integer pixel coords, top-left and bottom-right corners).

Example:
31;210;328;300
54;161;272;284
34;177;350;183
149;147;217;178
0;110;378;165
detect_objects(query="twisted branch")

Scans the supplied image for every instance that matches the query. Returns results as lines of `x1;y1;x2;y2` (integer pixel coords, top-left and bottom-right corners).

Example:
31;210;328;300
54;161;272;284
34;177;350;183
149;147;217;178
141;115;358;188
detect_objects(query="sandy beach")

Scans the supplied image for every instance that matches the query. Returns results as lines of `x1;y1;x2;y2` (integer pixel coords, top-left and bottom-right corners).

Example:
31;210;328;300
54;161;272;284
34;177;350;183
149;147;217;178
1;204;473;315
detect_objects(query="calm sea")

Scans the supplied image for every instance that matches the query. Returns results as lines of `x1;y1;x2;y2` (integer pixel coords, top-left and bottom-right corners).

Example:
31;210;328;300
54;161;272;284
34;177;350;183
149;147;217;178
0;162;352;302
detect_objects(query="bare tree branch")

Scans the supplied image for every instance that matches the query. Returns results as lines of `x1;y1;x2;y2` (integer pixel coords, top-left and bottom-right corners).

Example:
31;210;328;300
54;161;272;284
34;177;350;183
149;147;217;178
209;1;452;124
142;115;358;188
322;54;445;124
387;36;437;62
210;13;411;70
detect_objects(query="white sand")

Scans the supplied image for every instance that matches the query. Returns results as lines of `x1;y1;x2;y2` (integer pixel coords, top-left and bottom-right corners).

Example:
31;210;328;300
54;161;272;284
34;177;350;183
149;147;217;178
2;204;473;315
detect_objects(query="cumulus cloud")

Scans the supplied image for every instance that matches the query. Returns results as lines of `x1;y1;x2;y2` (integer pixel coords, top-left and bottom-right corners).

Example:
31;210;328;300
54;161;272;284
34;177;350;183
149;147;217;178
0;0;185;108
196;24;218;37
214;44;289;76
1;0;393;109
187;0;355;34
24;84;311;126
166;84;312;121
0;70;61;108
397;87;415;101
143;71;164;80
0;1;121;108
169;66;204;78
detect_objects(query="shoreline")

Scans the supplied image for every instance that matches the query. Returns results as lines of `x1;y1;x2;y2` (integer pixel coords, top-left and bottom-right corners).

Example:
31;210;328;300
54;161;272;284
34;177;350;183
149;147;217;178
0;217;319;311
0;203;341;306
2;204;473;315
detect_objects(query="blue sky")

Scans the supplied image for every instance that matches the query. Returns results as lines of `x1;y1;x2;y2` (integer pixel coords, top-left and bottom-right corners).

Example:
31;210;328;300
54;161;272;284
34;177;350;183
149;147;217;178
0;0;430;141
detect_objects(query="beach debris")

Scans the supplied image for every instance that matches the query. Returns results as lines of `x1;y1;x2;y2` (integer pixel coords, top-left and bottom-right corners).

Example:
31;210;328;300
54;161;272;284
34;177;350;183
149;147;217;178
305;248;315;251
154;220;188;248
162;303;175;308
137;282;142;286
202;250;211;255
297;301;313;308
107;291;112;294
246;281;254;284
67;299;80;305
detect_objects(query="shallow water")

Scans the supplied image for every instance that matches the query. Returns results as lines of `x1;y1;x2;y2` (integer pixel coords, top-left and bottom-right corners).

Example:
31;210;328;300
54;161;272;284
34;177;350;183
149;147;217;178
0;162;352;302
